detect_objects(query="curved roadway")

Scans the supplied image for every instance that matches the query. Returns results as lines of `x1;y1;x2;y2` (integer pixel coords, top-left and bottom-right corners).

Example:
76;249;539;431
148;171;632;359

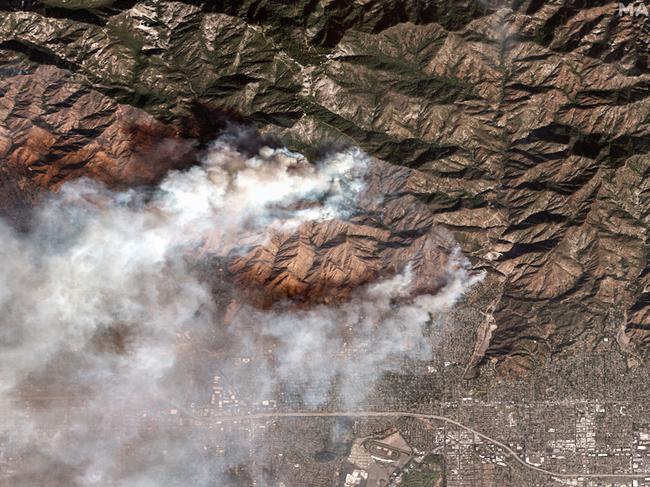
204;410;649;480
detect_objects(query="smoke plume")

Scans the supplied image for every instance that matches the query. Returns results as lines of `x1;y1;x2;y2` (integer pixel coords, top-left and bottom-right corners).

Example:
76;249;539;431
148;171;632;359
0;130;480;486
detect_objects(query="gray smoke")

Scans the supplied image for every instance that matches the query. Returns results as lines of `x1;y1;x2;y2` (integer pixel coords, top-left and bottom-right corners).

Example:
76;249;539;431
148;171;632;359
229;257;481;407
0;132;480;486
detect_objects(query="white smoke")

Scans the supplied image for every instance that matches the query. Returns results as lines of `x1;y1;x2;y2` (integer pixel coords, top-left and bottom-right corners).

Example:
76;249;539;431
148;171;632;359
0;132;480;486
230;257;482;407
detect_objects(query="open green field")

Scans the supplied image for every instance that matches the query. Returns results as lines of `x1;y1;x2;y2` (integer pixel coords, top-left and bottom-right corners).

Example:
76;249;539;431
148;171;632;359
402;454;444;487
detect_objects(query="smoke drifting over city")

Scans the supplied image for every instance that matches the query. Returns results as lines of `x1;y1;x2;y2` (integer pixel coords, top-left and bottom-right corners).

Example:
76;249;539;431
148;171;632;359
0;131;480;486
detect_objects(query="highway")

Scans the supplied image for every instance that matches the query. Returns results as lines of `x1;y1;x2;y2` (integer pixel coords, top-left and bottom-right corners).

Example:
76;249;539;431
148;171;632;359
14;396;649;480
204;410;650;480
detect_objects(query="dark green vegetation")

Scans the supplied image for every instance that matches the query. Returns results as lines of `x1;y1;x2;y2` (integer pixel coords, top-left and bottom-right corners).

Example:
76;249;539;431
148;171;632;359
403;454;444;487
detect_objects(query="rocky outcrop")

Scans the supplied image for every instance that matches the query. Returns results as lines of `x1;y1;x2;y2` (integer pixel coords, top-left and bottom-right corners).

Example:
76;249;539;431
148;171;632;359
0;64;195;192
2;0;650;374
229;158;461;309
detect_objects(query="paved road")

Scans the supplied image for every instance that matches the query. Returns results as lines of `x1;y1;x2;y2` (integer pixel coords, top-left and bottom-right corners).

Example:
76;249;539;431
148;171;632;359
204;410;650;480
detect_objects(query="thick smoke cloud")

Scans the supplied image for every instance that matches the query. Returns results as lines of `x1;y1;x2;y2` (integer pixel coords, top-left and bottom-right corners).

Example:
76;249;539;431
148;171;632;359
0;131;480;486
231;258;481;407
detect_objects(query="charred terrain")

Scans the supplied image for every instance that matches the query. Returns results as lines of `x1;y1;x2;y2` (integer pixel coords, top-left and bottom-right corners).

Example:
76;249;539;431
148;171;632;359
2;1;650;487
